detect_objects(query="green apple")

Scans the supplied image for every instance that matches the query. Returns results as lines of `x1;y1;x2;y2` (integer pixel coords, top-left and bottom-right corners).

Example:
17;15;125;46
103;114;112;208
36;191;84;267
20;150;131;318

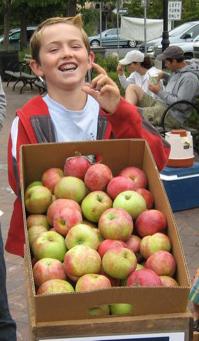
25;185;52;214
28;225;48;247
31;231;67;261
102;246;137;280
110;303;134;316
89;304;110;316
37;279;74;295
26;214;49;230
113;190;146;219
65;223;100;250
81;191;112;223
54;176;87;203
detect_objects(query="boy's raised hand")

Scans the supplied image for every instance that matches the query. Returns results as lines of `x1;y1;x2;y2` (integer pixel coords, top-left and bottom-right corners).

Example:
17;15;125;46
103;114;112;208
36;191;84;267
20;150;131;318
82;63;121;114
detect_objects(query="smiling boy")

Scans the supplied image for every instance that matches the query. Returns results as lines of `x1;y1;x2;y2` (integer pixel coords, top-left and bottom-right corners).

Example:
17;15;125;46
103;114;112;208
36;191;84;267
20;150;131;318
5;15;170;257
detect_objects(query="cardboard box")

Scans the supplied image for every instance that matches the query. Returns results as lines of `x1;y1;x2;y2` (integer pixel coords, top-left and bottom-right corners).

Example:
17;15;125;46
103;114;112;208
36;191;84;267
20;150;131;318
160;162;199;212
20;139;190;324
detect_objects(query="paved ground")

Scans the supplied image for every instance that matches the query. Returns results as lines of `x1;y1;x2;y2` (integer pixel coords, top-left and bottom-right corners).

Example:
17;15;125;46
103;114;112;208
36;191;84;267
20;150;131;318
0;82;199;340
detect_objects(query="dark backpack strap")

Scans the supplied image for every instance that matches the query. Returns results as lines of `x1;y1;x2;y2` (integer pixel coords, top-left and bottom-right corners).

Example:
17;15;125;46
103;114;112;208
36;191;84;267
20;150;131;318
31;115;56;143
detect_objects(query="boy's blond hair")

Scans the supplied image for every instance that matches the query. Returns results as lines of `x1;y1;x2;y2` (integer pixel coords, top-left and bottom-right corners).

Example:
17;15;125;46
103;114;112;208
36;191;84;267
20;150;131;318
30;14;90;63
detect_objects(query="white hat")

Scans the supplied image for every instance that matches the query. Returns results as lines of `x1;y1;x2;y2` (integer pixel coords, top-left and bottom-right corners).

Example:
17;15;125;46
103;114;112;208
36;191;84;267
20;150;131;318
119;50;144;65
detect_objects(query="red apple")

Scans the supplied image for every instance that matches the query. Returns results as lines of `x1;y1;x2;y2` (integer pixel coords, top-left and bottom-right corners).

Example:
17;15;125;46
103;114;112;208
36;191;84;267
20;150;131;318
140;232;171;259
145;250;176;277
81;191;112;223
127;268;162;287
47;198;81;225
113;190;146;219
53;206;82;236
42;167;64;192
107;176;137;199
160;275;179;287
65;223;100;250
102;246;137;280
26;214;49;230
31;230;67;261
136;188;154;209
98;207;133;241
98;239;127;258
75;273;112;292
135;209;167;237
54;176;87;203
84;163;113;191
64;155;91;179
37;279;74;295
25;185;52;214
119;166;147;189
64;245;101;281
126;235;141;254
33;258;66;287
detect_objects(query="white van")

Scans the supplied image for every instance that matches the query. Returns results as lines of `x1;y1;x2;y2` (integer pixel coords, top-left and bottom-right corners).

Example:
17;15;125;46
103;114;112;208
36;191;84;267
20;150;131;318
139;21;199;56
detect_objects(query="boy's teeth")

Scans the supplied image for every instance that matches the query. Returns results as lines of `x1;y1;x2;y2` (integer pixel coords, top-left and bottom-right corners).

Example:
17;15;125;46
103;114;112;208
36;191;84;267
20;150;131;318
60;64;77;71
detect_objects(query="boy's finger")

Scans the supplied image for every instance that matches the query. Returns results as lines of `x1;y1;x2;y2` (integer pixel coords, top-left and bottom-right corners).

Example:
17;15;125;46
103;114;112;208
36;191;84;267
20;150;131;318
92;62;107;75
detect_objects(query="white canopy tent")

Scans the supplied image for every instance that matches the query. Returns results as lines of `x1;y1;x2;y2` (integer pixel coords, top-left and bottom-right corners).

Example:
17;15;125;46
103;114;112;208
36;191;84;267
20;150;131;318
120;16;171;42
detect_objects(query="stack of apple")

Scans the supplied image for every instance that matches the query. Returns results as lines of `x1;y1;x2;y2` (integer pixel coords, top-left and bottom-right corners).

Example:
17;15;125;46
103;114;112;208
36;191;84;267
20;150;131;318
25;155;179;316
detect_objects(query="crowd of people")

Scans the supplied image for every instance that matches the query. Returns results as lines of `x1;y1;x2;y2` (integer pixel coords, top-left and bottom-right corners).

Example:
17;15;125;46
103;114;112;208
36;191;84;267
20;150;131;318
0;13;199;338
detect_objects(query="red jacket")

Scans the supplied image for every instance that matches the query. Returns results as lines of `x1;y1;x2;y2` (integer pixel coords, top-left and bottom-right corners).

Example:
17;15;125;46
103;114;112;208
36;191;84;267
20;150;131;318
5;95;170;256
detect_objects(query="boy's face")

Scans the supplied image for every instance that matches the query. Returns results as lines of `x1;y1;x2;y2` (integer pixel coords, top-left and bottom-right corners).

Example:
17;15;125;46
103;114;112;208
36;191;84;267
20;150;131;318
30;23;93;92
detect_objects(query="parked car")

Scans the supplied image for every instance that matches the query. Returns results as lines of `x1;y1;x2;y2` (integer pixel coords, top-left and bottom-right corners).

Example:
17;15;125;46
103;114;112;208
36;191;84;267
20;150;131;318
154;34;199;59
0;26;37;50
193;39;199;59
88;28;137;48
139;21;199;56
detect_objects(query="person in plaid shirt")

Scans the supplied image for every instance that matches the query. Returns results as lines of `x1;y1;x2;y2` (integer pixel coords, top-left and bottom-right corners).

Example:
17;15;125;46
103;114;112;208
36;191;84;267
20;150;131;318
189;268;199;332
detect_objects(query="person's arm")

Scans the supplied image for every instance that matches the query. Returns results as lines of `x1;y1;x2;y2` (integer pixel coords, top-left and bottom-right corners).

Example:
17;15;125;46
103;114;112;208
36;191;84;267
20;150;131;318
157;74;199;105
0;78;6;131
82;63;170;171
105;98;170;171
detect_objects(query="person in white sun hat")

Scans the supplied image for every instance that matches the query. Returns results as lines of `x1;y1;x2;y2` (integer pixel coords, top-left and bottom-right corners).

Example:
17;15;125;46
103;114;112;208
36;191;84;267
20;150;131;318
116;50;161;98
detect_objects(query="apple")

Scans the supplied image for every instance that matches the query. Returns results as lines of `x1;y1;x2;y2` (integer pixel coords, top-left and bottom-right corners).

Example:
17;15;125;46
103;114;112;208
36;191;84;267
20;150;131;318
81;191;112;223
106;176;137;199
28;225;48;247
33;258;66;287
54;176;87;203
89;304;110;316
119;166;147;189
98;207;133;241
102;246;137;280
53;206;82;236
136;263;144;271
25;185;52;214
65;223;100;250
136;188;154;209
135;209;167;237
26;214;49;230
140;232;171;259
75;273;112;292
31;230;67;261
84;163;113;191
25;181;42;191
126;235;141;254
47;198;81;225
110;303;133;316
127;268;162;287
64;245;101;280
98;239;127;258
145;250;176;277
37;279;74;295
64;155;91;179
113;190;146;219
42;167;64;192
160;275;179;287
